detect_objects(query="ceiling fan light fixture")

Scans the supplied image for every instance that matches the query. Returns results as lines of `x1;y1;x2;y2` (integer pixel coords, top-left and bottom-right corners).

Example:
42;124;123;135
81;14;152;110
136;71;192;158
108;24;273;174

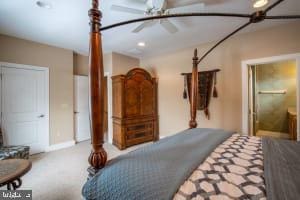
253;0;268;8
36;1;52;9
138;42;146;47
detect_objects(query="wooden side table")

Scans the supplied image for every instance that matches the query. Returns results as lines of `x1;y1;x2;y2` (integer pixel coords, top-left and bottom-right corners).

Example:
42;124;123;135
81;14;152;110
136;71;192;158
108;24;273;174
288;107;297;141
0;159;32;190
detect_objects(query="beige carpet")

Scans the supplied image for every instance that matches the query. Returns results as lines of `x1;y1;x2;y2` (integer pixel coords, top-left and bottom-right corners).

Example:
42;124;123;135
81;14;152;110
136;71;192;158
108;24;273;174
18;141;149;200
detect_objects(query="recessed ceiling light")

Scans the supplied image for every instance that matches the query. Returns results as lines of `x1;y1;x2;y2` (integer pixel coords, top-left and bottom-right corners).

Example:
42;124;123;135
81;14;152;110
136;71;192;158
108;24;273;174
36;1;52;9
253;0;268;8
138;42;146;47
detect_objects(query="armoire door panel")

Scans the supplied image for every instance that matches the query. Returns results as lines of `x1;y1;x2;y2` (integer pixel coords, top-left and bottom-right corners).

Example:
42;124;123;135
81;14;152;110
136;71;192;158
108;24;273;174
140;80;154;116
125;79;140;117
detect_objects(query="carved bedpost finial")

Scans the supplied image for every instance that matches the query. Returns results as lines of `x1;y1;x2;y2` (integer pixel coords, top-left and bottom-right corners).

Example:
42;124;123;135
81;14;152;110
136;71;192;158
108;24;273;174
87;0;107;177
189;48;199;129
92;0;98;9
194;48;198;58
89;0;102;33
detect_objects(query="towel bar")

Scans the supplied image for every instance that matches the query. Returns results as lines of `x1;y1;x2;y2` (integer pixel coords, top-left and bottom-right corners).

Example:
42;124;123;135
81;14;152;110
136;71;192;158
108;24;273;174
258;90;286;94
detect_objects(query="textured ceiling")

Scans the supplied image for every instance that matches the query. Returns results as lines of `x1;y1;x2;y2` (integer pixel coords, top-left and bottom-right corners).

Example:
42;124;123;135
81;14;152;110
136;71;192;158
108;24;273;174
0;0;299;58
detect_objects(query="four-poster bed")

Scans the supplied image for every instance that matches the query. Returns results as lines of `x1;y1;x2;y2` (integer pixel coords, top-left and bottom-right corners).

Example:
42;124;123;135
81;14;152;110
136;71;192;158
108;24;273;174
84;0;300;199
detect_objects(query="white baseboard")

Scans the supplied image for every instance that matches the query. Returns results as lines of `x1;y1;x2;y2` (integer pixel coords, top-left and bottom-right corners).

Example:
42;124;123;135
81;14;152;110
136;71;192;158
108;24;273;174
159;135;168;140
76;136;91;143
45;140;76;152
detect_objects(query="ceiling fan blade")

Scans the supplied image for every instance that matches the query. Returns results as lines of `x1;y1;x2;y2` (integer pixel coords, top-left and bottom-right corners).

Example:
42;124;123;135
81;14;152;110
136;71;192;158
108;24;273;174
168;3;205;13
160;19;178;34
167;0;205;8
152;0;167;9
111;5;145;15
132;20;157;33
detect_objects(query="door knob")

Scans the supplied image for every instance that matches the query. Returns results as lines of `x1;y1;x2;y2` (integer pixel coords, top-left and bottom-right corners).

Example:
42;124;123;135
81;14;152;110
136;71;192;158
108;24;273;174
38;114;45;118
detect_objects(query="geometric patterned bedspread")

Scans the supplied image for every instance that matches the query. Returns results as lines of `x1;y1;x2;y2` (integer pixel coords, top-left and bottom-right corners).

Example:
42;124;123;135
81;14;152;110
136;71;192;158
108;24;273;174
174;134;266;200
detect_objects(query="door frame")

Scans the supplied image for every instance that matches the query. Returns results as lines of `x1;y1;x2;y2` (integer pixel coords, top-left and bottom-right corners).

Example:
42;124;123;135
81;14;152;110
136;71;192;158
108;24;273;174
104;72;113;144
74;72;113;144
241;53;300;140
0;62;50;151
248;65;254;136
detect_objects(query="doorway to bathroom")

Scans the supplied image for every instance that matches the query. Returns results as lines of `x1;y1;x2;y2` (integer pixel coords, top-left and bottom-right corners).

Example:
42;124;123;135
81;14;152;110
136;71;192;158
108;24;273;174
249;60;297;139
242;54;300;141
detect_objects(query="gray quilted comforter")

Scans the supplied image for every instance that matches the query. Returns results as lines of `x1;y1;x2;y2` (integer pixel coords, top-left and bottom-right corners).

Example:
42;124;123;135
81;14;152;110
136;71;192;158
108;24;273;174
82;128;233;200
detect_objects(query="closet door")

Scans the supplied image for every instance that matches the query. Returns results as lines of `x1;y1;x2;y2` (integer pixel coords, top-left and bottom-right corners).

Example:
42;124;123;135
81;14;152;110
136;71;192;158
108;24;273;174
1;65;48;154
74;76;91;142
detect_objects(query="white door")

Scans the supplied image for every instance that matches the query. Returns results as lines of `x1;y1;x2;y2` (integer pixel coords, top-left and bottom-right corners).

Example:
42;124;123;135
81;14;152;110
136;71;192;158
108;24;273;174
74;76;91;142
1;66;48;154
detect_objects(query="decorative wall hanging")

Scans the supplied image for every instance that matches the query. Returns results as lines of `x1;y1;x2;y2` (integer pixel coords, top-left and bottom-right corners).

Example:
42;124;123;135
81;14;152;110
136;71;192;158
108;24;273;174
182;69;220;119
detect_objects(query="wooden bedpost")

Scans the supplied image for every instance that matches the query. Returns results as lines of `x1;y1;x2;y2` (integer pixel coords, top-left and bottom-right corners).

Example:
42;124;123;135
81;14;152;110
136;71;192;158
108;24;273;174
87;0;107;177
189;49;199;129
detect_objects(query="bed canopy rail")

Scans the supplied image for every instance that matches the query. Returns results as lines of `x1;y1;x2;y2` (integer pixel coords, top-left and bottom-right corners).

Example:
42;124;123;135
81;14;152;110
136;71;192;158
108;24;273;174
87;0;299;176
197;21;252;64
100;13;251;31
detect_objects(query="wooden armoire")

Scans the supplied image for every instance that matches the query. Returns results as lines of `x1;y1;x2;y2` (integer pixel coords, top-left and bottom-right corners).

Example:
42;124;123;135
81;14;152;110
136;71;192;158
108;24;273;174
112;68;159;150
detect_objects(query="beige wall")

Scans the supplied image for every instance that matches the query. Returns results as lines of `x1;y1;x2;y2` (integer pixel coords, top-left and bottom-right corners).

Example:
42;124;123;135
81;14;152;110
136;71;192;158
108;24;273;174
74;52;115;76
104;53;113;75
73;53;89;76
141;21;300;137
112;52;140;75
73;51;139;76
0;34;74;145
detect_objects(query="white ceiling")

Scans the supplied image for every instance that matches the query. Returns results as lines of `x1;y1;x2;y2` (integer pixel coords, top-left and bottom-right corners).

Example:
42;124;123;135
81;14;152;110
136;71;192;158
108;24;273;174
0;0;299;58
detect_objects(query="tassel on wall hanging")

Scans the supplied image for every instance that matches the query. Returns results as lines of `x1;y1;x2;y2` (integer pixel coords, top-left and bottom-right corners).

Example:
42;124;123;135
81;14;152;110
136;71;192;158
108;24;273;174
183;75;188;99
182;69;220;119
213;72;218;98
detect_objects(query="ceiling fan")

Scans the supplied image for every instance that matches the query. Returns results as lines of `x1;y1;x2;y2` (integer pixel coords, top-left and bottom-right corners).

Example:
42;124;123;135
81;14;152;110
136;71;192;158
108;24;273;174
111;0;206;34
